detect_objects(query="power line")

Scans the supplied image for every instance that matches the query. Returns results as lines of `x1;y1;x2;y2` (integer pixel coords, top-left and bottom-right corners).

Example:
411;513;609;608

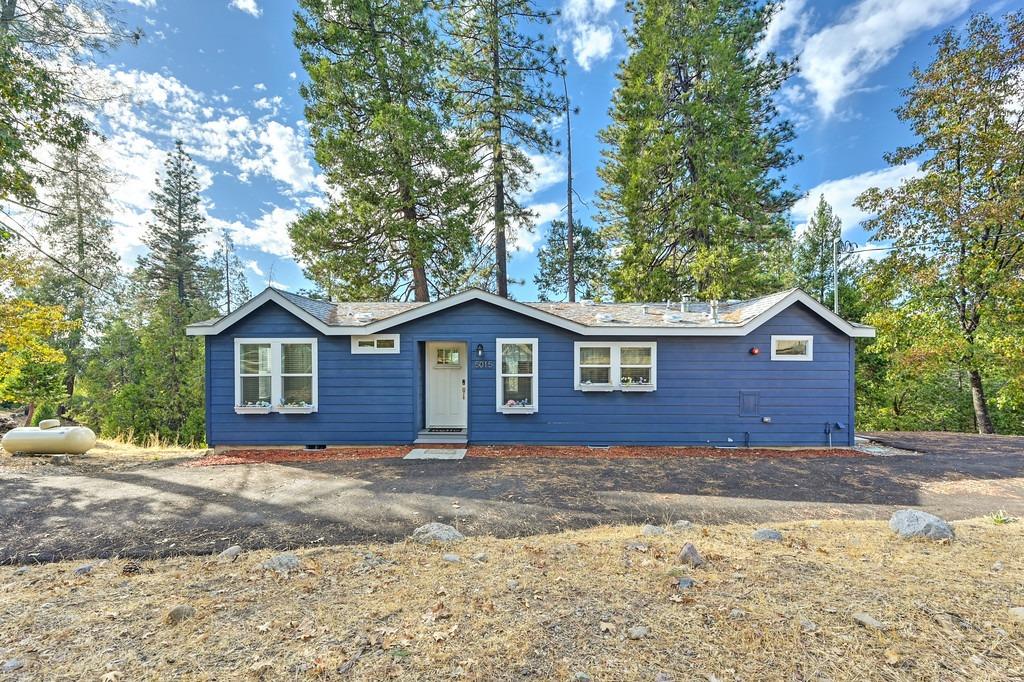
845;231;1024;255
0;210;121;302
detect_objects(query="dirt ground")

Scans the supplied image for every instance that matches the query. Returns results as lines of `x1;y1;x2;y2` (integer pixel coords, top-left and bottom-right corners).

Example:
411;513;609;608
1;519;1021;680
1;432;1022;564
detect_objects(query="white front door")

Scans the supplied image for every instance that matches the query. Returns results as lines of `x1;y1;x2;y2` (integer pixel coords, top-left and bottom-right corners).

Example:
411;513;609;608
425;342;468;429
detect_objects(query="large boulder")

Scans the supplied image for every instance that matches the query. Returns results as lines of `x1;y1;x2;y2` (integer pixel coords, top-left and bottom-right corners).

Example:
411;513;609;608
411;522;465;544
889;509;954;540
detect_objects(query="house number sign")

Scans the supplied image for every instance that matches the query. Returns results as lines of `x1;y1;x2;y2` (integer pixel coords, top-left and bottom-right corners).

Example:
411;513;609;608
474;360;494;369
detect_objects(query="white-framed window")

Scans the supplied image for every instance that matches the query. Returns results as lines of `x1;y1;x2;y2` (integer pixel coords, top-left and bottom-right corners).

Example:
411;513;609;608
574;341;657;391
496;338;538;413
351;334;400;354
235;338;318;413
771;335;813;361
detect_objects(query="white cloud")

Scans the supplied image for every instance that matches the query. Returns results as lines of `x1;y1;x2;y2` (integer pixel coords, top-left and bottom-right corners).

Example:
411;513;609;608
289;71;297;80
791;162;920;237
225;206;301;258
125;0;157;6
799;0;970;116
756;0;809;59
511;202;562;254
229;0;262;18
268;280;290;290
561;0;617;71
240;121;317;193
244;259;264;277
524;153;567;198
253;82;267;91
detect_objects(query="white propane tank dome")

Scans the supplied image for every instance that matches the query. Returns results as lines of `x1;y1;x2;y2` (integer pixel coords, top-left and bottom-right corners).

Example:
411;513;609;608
38;419;61;430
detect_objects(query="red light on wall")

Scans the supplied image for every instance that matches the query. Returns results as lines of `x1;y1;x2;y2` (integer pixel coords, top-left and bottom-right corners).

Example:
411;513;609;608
750;347;760;355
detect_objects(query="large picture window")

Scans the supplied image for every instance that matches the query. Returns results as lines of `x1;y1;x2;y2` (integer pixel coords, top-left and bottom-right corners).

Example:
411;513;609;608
496;338;538;413
574;342;657;391
235;338;318;413
351;334;400;354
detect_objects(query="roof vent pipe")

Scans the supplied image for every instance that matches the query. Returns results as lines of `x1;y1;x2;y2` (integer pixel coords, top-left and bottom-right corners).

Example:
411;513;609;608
680;295;690;313
641;304;649;317
710;300;719;323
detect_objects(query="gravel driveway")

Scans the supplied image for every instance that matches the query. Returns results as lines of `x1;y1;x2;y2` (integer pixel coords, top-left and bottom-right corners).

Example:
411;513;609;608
2;431;1021;563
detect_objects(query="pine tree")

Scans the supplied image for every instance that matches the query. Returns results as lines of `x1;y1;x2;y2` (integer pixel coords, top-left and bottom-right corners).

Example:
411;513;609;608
445;0;565;297
534;219;609;301
136;140;211;312
291;0;480;302
599;0;797;302
31;141;119;404
212;230;250;313
794;195;840;302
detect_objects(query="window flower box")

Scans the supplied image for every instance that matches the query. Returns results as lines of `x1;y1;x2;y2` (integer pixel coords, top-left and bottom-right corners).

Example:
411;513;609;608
499;398;536;414
235;402;272;415
277;401;315;414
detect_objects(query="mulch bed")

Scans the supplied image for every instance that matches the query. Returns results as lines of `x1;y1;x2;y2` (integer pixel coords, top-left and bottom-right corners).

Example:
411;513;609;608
184;445;863;467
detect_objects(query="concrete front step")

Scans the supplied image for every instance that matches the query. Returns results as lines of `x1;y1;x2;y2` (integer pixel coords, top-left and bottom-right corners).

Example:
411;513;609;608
414;430;468;445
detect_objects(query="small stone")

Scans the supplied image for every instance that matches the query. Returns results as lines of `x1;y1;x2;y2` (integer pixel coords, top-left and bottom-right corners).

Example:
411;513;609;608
471;552;489;562
752;528;783;542
889;509;954;540
800;618;818;633
626;626;649;640
50;454;70;465
506;579;519;591
13;567;28;576
1008;607;1024;622
164;604;195;625
853;612;886;630
991;561;1004;572
677;576;695;590
626;541;649;552
2;660;25;673
677;542;705;568
259;553;300;573
729;608;746;620
671;520;693;530
654;673;673;682
572;673;592;682
442;553;461;563
642;524;666;536
72;564;92;576
411;522;465;544
217;545;242;563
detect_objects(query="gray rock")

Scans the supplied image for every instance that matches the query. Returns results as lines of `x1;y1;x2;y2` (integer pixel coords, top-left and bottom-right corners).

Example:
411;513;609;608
800;618;818;633
411;522;465;544
2;660;25;673
642;524;666;536
889;509;954;540
671;520;693;530
1009;607;1024;623
572;673;592;682
626;541;649;552
506;579;519;591
72;564;92;576
259;553;301;573
752;528;783;542
677;576;695;590
216;545;242;563
677;542;705;568
852;612;886;630
13;567;28;576
626;626;649;640
728;608;746;620
442;553;461;563
471;552;489;562
164;604;195;625
50;454;70;465
654;673;673;682
992;561;1004;572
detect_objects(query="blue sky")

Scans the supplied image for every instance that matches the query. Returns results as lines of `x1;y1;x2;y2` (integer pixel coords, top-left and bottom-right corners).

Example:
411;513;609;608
78;0;1022;300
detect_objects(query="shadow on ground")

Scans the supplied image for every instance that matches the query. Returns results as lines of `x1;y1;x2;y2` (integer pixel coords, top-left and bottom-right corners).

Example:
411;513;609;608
1;432;1021;564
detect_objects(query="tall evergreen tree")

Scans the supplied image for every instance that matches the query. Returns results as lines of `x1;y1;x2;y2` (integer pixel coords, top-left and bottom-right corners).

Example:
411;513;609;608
136;140;211;312
598;0;797;301
445;0;564;297
212;230;250;313
534;219;609;301
794;195;839;302
291;0;479;302
31;141;119;405
855;12;1024;435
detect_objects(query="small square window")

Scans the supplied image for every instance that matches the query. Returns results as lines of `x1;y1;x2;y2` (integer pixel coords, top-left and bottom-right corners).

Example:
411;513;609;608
771;335;813;361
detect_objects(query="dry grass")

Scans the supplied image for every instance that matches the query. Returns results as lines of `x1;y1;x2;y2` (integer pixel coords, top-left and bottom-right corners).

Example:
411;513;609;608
1;519;1022;680
0;438;207;468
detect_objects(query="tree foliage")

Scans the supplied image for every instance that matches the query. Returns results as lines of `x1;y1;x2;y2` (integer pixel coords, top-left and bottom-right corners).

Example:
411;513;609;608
793;195;864;319
855;12;1024;434
599;0;797;302
534;219;610;301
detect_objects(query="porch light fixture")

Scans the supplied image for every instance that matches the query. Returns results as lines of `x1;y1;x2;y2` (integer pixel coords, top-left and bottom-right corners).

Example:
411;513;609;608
476;343;484;359
749;347;760;356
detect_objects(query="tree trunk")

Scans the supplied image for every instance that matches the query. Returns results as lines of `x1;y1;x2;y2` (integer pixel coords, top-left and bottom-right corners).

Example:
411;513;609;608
968;368;995;434
490;0;507;298
0;0;16;35
24;402;35;426
563;74;575;302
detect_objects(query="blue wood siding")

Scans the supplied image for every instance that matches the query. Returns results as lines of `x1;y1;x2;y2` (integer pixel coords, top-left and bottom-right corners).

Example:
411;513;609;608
206;299;856;447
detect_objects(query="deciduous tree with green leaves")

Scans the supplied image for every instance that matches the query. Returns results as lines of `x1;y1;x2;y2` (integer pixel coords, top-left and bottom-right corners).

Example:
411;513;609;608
445;0;564;297
292;0;480;302
598;0;798;302
855;12;1024;434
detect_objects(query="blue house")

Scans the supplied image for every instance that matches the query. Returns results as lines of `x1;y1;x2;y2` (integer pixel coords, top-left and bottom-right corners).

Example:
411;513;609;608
186;287;874;449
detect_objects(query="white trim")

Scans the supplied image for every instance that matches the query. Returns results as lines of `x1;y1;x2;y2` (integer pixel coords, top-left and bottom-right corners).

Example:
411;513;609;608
770;335;813;361
496;338;539;414
351;334;400;354
574;341;657;391
187;287;876;338
234;338;319;413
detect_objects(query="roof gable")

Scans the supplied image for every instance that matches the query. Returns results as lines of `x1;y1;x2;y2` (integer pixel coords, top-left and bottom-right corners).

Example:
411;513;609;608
186;287;874;338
